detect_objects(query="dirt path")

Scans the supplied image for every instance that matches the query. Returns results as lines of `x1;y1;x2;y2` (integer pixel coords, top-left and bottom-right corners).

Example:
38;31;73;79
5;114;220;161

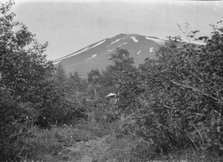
57;135;113;162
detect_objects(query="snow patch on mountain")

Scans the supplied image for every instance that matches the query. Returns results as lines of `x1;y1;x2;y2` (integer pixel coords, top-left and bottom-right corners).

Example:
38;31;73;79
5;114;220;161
107;39;120;48
137;50;141;55
71;47;89;56
90;40;105;49
111;39;120;45
54;40;106;63
87;54;97;60
54;46;89;62
145;37;164;44
131;36;138;43
119;42;128;47
53;60;61;65
121;35;128;40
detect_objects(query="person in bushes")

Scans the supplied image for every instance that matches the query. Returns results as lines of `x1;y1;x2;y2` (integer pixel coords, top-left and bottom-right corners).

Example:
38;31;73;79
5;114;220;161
106;93;118;105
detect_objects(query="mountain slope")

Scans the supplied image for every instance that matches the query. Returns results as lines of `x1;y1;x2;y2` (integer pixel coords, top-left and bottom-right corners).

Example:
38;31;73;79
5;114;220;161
53;33;165;76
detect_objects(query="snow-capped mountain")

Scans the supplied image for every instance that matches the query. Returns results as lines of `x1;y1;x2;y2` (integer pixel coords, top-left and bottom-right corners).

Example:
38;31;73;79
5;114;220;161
53;33;166;76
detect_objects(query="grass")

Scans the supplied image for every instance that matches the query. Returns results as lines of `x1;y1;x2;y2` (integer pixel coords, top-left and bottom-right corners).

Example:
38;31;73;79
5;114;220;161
20;121;222;162
21;121;112;161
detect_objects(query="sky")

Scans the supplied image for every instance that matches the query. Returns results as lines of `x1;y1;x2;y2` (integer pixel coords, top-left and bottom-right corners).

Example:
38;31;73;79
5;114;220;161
9;0;223;60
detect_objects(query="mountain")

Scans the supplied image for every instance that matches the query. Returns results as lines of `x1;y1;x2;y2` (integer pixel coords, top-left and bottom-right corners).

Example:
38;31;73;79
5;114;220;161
53;33;166;76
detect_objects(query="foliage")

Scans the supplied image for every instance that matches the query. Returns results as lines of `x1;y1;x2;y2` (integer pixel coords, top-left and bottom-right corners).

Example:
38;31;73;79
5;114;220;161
55;63;67;86
65;28;223;157
0;1;53;160
0;1;84;160
80;22;223;158
132;22;223;156
100;48;142;115
2;1;223;160
87;69;102;99
20;124;223;162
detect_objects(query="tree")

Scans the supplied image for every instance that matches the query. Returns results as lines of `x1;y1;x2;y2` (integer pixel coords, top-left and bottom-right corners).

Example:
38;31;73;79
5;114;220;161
104;48;142;114
0;1;66;160
55;63;67;84
134;22;223;155
67;71;82;97
87;69;101;99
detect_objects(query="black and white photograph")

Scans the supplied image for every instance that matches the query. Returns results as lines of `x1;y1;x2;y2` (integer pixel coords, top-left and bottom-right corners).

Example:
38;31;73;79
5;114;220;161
1;0;223;161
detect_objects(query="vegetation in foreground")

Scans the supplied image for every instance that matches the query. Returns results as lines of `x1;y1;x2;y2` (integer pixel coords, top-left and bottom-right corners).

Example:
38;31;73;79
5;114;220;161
1;1;223;161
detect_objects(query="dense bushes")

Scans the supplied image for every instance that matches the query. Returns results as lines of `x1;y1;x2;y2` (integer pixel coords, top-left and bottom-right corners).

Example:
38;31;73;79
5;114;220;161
1;1;223;161
123;24;223;156
0;1;84;160
136;23;223;155
75;22;223;157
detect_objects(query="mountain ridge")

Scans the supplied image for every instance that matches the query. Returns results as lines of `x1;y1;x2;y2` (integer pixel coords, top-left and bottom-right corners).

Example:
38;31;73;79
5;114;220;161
53;33;166;76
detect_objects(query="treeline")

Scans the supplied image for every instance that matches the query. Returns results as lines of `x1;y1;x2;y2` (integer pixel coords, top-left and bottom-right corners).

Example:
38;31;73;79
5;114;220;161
0;2;85;160
61;26;223;158
58;18;223;157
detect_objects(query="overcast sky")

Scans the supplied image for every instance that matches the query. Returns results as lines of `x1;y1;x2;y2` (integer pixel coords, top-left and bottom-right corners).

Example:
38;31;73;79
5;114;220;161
11;0;223;60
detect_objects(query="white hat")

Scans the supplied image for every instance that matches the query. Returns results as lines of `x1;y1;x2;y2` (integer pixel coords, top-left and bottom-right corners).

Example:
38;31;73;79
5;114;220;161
106;93;116;97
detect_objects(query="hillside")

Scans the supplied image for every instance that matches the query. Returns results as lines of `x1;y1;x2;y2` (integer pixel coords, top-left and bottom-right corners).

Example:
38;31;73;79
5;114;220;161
53;33;165;76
